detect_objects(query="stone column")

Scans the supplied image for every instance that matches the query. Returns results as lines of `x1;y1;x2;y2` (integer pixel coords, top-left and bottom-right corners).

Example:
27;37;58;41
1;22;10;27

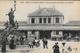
59;17;63;24
42;18;44;24
29;17;31;24
59;31;63;36
35;17;38;24
51;17;53;24
27;31;32;39
51;31;55;38
35;31;39;39
59;18;61;24
62;16;64;23
36;17;39;24
35;18;37;24
59;31;63;40
54;17;56;24
46;18;48;24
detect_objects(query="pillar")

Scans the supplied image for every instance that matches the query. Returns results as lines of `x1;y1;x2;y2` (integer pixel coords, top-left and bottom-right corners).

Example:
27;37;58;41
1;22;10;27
27;31;32;39
59;31;63;40
36;17;39;24
46;18;48;24
35;18;37;24
35;17;39;24
51;17;53;24
42;18;44;24
59;31;63;36
53;17;56;24
35;31;39;39
51;31;55;39
59;18;61;24
29;17;31;24
59;17;63;24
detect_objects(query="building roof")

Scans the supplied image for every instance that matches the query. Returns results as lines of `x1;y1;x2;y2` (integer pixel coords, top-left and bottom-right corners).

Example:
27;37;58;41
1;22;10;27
28;8;63;17
64;21;80;26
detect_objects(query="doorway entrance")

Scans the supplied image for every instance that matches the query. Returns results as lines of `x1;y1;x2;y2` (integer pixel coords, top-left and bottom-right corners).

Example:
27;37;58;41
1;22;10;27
39;30;51;39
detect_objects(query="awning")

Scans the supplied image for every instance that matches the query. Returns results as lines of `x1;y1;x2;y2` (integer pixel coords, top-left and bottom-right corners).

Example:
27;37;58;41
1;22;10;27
17;25;80;30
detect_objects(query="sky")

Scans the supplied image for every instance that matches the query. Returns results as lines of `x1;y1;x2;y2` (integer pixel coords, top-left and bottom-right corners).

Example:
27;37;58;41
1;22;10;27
0;1;80;23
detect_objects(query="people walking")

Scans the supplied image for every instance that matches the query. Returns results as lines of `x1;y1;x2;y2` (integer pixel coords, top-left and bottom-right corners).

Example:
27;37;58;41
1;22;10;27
52;42;60;53
42;38;48;49
62;42;67;53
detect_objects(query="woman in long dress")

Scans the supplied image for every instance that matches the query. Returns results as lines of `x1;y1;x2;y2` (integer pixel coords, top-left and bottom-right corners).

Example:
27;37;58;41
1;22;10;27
52;42;60;53
62;42;67;53
9;36;16;49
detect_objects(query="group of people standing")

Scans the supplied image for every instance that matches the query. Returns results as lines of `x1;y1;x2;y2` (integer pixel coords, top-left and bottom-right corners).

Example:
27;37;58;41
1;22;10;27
52;42;72;53
32;37;72;53
41;37;72;53
28;38;40;48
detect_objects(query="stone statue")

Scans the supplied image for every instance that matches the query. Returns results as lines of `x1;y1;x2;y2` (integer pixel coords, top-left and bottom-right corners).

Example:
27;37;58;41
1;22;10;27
8;8;15;27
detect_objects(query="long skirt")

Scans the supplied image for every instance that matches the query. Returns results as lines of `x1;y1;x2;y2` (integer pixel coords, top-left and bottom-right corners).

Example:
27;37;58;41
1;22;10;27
9;43;16;49
54;50;60;53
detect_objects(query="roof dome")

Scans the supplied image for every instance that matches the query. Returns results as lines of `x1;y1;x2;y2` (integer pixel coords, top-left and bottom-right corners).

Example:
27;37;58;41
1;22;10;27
28;8;63;17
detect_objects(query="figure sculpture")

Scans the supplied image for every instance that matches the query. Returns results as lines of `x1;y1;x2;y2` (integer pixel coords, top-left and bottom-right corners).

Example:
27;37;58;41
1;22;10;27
8;8;15;27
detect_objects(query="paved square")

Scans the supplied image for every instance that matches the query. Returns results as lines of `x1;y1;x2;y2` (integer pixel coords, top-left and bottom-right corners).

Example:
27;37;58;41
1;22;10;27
0;40;80;53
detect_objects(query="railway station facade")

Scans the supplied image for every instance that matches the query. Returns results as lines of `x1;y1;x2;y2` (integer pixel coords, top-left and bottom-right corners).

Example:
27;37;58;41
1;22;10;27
0;8;80;41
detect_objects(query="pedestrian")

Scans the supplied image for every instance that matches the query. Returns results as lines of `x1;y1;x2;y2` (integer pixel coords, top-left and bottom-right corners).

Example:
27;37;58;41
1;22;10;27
36;39;40;47
42;38;48;49
1;38;6;53
52;42;60;53
67;46;72;53
9;36;16;49
33;39;35;47
29;41;33;48
62;42;67;53
20;36;24;45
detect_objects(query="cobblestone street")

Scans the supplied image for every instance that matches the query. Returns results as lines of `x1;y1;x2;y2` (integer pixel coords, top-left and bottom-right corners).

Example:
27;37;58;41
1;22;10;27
0;40;80;53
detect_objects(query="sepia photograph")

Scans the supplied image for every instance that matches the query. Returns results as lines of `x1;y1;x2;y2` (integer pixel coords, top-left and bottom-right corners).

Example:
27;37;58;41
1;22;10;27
0;0;80;53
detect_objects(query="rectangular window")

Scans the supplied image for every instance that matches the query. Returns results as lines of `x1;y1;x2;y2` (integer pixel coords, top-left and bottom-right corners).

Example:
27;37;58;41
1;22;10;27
39;18;42;23
31;18;35;23
44;18;46;23
56;18;59;23
56;31;59;35
48;18;51;23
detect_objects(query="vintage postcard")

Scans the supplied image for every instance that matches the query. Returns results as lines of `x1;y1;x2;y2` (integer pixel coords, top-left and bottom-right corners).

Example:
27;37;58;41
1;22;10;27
0;0;80;53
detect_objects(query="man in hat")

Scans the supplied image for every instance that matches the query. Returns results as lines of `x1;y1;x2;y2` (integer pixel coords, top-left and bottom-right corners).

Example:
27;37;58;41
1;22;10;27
42;38;48;49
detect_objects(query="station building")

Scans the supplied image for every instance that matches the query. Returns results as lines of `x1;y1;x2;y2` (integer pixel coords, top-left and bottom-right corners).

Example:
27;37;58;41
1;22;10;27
0;8;80;41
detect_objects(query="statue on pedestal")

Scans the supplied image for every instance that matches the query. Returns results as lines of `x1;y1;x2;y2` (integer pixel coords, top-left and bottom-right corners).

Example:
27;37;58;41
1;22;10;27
1;0;17;52
8;8;15;27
